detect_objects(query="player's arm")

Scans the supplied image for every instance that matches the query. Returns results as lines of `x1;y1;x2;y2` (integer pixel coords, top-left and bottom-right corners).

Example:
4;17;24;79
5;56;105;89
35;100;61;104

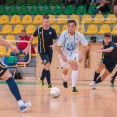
97;47;114;53
0;36;18;53
79;34;89;63
23;29;38;55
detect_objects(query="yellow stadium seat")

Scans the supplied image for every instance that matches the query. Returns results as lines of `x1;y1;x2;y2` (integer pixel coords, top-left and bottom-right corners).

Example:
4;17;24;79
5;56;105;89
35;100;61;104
20;15;32;24
56;15;68;24
32;36;38;45
26;25;36;34
0;25;12;34
6;48;12;56
79;24;85;34
0;46;6;56
111;25;117;35
11;24;24;34
104;14;116;24
85;24;98;35
92;14;104;24
61;25;67;33
5;35;16;45
80;14;92;24
98;24;111;35
51;25;61;34
31;15;43;24
70;15;80;23
49;15;56;24
9;15;21;24
0;15;9;24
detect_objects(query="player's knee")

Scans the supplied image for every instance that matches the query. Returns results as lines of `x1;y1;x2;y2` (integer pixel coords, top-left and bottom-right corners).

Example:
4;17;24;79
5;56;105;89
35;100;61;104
44;63;50;70
1;70;12;81
62;68;68;76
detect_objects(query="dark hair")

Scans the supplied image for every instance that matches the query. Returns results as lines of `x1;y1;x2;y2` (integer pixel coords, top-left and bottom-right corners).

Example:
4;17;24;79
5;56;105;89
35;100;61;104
104;33;111;38
43;15;49;19
21;30;26;33
68;20;76;26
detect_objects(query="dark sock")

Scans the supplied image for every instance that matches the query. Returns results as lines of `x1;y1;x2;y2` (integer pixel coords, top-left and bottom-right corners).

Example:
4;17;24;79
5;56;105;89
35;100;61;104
93;72;100;82
45;70;51;85
113;71;117;78
96;77;102;84
6;77;22;101
41;69;45;81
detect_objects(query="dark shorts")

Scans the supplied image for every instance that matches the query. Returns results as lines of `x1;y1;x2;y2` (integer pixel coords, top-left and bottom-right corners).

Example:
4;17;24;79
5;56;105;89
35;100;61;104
0;61;7;77
39;51;53;64
97;4;110;12
100;59;116;73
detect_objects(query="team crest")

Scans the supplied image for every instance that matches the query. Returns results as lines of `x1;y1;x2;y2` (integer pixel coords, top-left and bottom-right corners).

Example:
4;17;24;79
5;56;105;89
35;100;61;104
66;42;76;51
49;32;52;35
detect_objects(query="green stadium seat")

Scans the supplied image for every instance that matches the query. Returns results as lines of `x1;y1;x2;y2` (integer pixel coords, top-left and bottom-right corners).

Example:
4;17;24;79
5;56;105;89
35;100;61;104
18;6;29;15
6;6;18;15
4;0;14;6
0;6;6;15
25;0;37;6
49;0;58;5
87;5;96;14
64;5;74;15
30;6;40;15
37;0;47;5
41;6;51;15
15;0;25;6
75;5;86;15
52;5;63;15
58;0;64;5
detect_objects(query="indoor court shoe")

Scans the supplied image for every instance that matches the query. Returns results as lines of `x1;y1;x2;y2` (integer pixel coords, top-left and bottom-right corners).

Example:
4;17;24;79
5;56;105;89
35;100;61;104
63;81;68;88
39;79;44;89
89;81;96;89
71;87;78;94
48;84;52;90
20;102;32;112
110;76;116;84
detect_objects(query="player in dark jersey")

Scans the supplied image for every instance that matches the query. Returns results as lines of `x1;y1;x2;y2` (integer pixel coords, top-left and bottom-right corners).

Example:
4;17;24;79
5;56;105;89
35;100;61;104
0;36;32;112
89;33;117;89
24;15;58;90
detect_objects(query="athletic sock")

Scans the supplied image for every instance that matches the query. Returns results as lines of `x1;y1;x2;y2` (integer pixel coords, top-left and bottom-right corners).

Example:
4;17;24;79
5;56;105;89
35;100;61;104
113;71;117;78
93;72;100;82
71;70;78;87
40;69;45;81
62;73;68;82
45;70;51;85
96;77;102;84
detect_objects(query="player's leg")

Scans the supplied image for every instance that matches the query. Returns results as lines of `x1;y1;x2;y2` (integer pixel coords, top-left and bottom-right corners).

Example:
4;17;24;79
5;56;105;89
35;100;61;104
0;62;32;112
89;62;105;88
110;71;117;84
69;61;78;93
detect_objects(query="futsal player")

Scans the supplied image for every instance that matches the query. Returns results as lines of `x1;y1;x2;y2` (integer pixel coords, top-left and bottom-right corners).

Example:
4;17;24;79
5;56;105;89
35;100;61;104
89;33;117;89
0;36;32;112
57;20;89;93
24;15;58;90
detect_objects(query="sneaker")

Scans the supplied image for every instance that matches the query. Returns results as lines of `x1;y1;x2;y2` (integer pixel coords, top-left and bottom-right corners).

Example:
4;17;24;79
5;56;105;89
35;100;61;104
110;76;116;84
39;79;44;89
20;102;32;112
63;81;68;88
48;84;52;90
89;81;96;89
71;87;78;94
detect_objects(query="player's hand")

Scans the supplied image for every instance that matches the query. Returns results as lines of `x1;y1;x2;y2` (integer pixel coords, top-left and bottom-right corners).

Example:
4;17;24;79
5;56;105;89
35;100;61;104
49;44;55;50
10;45;19;54
96;50;103;53
61;55;67;62
23;47;29;55
78;56;83;63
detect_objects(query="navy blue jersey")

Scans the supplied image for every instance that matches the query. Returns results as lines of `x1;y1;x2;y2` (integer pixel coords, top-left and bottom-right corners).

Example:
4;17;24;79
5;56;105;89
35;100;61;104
102;41;117;61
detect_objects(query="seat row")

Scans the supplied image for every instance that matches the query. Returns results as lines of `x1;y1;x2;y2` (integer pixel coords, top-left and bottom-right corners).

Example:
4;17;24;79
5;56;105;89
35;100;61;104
0;14;117;25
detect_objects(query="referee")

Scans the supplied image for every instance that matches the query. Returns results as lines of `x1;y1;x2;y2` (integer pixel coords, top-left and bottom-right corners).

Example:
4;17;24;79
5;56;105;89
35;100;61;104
24;15;58;90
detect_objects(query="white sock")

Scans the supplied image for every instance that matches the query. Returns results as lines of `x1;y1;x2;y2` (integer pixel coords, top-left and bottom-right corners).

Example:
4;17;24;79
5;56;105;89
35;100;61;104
18;100;24;107
62;73;68;82
71;70;78;87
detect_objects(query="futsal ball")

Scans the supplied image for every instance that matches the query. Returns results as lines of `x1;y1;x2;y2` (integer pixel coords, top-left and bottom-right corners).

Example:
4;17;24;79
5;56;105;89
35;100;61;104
50;87;60;98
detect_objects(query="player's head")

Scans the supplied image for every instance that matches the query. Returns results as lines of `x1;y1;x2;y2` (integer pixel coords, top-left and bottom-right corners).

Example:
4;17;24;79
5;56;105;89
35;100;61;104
42;15;50;29
104;33;112;44
68;20;76;34
21;30;26;37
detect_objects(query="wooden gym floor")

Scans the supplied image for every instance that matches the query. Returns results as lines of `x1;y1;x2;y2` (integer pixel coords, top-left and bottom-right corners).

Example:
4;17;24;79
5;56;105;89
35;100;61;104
0;79;117;117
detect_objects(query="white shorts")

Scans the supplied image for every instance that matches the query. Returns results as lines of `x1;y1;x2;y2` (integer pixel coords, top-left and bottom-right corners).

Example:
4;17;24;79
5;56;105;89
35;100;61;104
59;54;78;70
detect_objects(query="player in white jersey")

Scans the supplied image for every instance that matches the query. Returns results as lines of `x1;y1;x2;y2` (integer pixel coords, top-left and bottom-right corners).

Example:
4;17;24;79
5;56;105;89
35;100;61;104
57;20;89;93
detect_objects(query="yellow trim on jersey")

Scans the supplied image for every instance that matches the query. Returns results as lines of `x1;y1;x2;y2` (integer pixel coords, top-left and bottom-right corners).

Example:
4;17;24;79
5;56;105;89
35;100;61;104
0;64;6;68
69;60;78;63
42;28;46;52
0;70;3;74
